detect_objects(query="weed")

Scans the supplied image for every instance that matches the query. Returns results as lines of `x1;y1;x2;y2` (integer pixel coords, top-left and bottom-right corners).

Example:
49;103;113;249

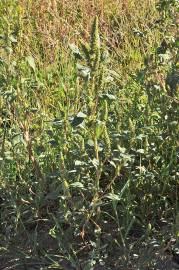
0;1;178;269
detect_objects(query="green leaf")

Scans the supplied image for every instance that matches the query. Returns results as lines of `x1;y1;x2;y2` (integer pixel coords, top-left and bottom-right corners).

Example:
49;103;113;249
95;121;104;138
70;182;84;189
106;179;130;201
118;145;126;153
76;112;87;118
105;193;121;201
76;64;91;78
69;43;83;59
119;179;130;197
12;134;24;146
9;35;17;43
72;117;84;127
87;139;94;147
136;149;145;154
49;139;58;147
136;134;146;140
102;93;116;101
174;39;179;48
26;55;36;71
72;112;87;127
109;160;116;168
91;158;99;168
84;259;96;270
4;151;13;161
75;160;84;166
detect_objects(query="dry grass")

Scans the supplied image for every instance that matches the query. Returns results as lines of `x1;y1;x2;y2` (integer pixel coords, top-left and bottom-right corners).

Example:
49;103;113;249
17;0;162;73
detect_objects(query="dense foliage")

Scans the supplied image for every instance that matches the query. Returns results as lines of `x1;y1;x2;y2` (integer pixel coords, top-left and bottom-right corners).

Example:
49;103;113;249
0;1;178;269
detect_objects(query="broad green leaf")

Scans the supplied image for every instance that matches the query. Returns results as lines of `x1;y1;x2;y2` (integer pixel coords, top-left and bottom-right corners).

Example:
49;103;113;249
72;112;87;127
76;63;91;78
26;55;36;71
87;139;94;147
76;112;87;118
12;134;24;146
69;43;83;59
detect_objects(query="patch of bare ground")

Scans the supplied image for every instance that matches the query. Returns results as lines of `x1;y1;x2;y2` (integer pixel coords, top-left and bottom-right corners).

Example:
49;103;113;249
0;222;179;270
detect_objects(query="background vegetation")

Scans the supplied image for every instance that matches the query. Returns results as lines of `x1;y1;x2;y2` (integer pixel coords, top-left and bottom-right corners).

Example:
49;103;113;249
0;0;178;269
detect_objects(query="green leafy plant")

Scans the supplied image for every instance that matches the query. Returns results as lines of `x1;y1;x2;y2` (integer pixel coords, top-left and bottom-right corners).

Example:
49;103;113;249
0;2;178;269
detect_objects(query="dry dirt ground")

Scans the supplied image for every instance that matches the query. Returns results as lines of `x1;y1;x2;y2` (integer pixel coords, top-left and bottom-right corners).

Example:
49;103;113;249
0;223;179;270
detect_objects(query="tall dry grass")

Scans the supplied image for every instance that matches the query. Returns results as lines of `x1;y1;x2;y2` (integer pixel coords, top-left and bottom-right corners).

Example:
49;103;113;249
18;0;161;72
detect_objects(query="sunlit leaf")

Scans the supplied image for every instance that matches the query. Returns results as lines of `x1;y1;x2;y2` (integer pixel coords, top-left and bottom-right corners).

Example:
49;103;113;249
26;55;36;71
70;182;84;189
